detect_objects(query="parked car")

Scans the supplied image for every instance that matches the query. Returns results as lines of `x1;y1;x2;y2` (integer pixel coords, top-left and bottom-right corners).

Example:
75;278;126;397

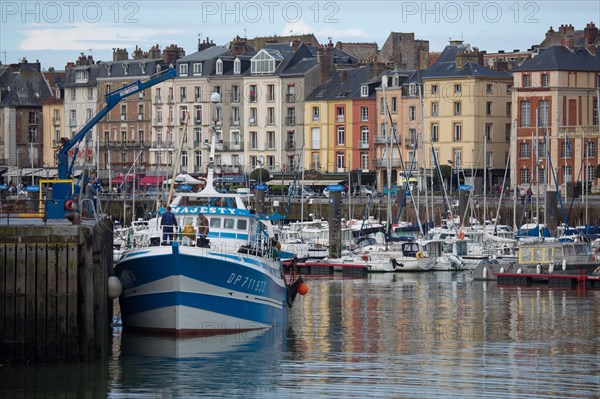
354;185;376;197
288;185;318;198
323;186;347;197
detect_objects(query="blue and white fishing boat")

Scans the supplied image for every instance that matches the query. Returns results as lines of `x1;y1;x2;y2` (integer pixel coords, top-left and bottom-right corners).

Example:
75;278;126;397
113;125;304;335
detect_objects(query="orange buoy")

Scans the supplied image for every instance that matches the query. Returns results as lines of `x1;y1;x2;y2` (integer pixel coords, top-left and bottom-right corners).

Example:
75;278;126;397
457;231;465;240
64;200;74;211
297;282;309;296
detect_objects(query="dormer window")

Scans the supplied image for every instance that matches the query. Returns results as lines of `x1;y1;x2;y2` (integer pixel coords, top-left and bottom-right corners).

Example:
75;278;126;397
105;64;111;76
75;69;88;83
251;49;282;75
392;74;399;87
216;59;223;75
122;64;128;75
360;84;368;97
140;63;146;74
193;63;202;76
179;63;188;76
409;83;417;96
234;58;241;74
156;64;161;73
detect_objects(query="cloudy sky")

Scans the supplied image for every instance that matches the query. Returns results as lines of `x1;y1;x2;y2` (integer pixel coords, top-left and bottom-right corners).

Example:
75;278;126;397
0;0;598;69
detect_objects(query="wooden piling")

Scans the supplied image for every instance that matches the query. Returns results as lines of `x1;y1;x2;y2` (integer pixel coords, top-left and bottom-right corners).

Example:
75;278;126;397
0;219;113;364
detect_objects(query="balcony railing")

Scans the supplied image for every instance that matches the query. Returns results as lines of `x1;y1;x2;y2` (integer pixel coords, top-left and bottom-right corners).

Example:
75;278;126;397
358;141;369;149
373;158;403;168
194;118;202;125
286;94;296;102
336;115;345;122
373;135;400;144
286;141;296;150
285;116;296;125
230;93;240;103
220;142;245;151
230;118;240;126
249;118;257;126
558;125;599;137
68;118;77;127
266;117;275;125
52;117;60;125
405;139;416;148
154;96;162;104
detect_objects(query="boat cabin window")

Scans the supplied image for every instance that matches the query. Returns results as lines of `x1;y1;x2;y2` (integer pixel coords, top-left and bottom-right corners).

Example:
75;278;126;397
456;241;467;256
574;244;588;256
210;218;222;228
237;219;248;230
563;245;575;257
224;218;235;229
443;243;453;253
402;242;420;257
467;233;482;243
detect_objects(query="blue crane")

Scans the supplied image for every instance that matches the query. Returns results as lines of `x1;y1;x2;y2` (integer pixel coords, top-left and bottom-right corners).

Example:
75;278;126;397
49;67;176;219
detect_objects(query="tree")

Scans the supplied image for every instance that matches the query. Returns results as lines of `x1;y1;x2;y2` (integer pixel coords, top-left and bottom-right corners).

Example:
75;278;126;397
250;168;271;184
434;164;452;185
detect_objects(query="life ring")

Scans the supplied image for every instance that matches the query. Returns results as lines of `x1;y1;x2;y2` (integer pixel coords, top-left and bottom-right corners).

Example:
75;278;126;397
416;251;425;259
457;231;465;240
64;200;74;211
361;255;369;262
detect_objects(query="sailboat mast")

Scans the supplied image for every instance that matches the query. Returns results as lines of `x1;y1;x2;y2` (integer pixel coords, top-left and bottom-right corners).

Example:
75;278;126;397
419;82;430;227
536;108;540;234
483;129;487;225
382;75;391;250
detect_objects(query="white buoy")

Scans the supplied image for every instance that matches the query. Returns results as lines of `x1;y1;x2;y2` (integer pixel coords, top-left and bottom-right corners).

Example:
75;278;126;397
108;276;123;299
500;267;505;273
483;266;488;280
517;268;523;274
562;258;567;271
549;262;555;274
536;264;541;274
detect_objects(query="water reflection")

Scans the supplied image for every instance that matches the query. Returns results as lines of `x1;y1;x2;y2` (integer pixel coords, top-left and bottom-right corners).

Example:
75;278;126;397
1;273;598;398
283;273;600;398
109;326;287;398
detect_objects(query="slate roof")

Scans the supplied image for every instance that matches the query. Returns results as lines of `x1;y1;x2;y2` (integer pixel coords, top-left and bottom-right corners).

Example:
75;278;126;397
0;71;52;107
512;45;600;72
64;64;100;87
306;65;376;101
96;59;167;79
421;45;511;79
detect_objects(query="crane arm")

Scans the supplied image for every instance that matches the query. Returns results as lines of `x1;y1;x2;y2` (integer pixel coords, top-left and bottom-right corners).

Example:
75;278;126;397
57;67;176;179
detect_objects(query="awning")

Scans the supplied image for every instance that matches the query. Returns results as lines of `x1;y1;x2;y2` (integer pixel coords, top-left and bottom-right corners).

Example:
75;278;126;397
266;179;341;186
139;175;166;186
111;174;137;184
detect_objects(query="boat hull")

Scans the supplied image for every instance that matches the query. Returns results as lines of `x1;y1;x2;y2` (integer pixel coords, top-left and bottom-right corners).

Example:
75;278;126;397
114;243;288;335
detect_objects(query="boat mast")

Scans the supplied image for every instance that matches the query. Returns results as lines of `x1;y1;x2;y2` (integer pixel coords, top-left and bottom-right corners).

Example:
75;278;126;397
535;107;540;236
382;75;391;250
419;81;430;228
483;129;487;226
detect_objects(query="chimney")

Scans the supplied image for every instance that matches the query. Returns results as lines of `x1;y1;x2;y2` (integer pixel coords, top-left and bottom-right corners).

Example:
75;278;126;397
132;45;145;60
162;44;184;65
112;48;128;61
198;37;215;51
230;35;250;56
494;60;509;73
455;50;479;68
148;44;161;59
560;37;574;49
291;38;302;51
317;44;334;84
584;22;598;45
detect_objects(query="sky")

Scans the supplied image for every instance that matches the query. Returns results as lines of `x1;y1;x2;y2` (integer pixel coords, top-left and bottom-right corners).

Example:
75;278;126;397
0;0;598;70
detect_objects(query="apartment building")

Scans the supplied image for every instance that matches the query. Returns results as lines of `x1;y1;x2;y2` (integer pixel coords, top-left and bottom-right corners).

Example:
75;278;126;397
511;45;600;193
96;45;183;179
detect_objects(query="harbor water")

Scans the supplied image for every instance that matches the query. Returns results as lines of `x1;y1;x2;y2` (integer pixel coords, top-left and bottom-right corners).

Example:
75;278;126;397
1;272;599;398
